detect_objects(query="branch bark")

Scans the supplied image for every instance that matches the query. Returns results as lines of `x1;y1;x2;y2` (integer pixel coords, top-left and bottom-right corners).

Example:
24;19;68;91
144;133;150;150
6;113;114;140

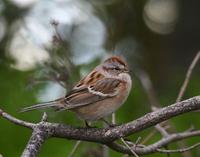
1;96;200;156
21;124;49;157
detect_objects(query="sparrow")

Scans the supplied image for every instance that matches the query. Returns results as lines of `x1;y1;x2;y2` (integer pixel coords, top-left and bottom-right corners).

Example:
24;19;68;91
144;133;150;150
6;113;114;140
21;55;132;126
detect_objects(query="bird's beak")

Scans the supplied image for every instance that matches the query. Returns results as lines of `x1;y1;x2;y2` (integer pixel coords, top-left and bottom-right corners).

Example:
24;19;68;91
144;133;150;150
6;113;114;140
124;69;131;73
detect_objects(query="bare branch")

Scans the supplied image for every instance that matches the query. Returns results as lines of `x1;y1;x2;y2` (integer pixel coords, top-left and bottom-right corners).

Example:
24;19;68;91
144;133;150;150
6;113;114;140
21;113;51;157
135;70;169;143
21;124;50;157
136;68;195;157
0;109;34;129
50;96;199;143
1;96;200;156
41;112;48;122
51;20;65;45
1;96;200;143
176;51;200;102
175;51;200;157
157;143;200;153
120;138;139;157
102;145;109;157
155;124;170;138
141;129;156;144
108;130;200;155
68;141;81;157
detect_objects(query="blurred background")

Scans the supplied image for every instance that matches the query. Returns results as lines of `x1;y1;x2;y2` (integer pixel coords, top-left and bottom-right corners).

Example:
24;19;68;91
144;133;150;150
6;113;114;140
0;0;199;157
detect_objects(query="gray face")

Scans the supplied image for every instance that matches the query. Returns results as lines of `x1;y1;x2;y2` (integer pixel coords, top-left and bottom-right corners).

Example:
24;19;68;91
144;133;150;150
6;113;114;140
103;61;129;75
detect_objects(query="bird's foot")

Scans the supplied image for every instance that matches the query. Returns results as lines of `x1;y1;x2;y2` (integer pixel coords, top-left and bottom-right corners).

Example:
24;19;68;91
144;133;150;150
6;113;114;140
101;118;118;128
84;121;97;128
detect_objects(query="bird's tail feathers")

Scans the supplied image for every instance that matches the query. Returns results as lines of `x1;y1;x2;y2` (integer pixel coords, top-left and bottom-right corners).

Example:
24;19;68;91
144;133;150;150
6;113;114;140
20;100;61;113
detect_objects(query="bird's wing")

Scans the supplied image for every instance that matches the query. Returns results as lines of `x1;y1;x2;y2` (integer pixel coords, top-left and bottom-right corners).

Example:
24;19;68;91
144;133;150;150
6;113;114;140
62;78;122;110
20;78;122;112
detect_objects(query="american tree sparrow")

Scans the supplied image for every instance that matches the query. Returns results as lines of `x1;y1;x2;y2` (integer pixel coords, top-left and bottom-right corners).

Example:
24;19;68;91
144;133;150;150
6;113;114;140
21;56;132;126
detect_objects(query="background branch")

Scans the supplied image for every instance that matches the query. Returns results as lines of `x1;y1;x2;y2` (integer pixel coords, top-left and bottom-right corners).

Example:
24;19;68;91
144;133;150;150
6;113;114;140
107;129;200;155
135;51;200;157
176;51;200;102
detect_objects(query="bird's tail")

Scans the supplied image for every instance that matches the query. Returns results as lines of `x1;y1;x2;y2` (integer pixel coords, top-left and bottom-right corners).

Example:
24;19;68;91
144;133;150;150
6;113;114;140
20;99;63;113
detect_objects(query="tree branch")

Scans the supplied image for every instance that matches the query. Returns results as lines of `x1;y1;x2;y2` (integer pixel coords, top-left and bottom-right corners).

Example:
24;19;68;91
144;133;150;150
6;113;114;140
1;96;200;156
0;109;34;129
21;113;50;157
135;51;200;157
157;143;200;153
21;124;49;157
107;129;200;155
176;51;200;102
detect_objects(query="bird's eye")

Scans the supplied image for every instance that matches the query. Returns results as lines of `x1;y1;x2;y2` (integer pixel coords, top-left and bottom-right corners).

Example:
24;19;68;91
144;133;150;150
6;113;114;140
114;67;120;71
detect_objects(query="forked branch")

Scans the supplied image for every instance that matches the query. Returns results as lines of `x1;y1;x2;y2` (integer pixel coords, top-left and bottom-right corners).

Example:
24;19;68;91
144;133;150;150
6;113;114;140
1;96;200;156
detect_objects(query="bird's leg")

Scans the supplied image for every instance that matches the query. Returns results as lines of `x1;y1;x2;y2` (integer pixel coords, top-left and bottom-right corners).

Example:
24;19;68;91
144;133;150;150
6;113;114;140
84;120;91;128
101;118;117;127
84;121;98;128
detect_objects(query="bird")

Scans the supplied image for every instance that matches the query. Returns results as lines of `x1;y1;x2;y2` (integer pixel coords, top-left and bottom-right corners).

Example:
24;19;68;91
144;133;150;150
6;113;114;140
21;55;132;127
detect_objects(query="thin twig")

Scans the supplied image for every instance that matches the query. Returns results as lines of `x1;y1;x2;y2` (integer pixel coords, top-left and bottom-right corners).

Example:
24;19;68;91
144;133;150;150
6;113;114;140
120;138;139;157
155;124;170;138
0;109;34;129
135;137;142;146
135;66;199;157
51;20;65;44
41;112;48;122
114;112;138;157
175;51;200;157
108;129;200;155
68;141;81;157
135;70;170;144
176;51;200;102
157;143;200;153
103;145;109;157
141;129;157;144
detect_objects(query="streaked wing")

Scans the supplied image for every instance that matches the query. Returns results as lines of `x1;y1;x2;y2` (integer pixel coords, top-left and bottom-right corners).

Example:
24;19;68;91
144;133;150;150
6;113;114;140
62;78;121;110
73;70;104;89
88;78;121;96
